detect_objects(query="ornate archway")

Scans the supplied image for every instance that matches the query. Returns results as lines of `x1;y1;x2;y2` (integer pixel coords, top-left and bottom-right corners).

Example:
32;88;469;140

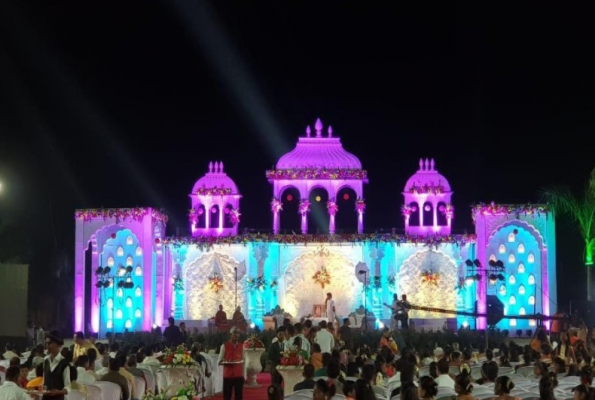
281;248;363;318
184;252;247;320
397;250;457;318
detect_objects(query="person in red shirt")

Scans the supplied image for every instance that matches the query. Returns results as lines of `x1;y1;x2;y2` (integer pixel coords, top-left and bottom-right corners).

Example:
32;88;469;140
218;327;245;400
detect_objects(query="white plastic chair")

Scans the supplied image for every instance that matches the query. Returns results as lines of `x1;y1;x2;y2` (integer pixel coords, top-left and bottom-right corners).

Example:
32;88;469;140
66;389;85;400
140;369;155;393
85;385;102;400
292;389;314;396
134;376;146;400
92;381;121;400
516;366;534;377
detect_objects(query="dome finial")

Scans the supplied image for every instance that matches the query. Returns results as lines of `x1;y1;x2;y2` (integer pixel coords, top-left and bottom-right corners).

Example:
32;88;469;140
328;125;333;137
214;161;219;173
315;118;323;137
209;161;213;173
424;158;429;171
219;161;224;173
419;158;424;171
306;125;311;137
430;158;435;171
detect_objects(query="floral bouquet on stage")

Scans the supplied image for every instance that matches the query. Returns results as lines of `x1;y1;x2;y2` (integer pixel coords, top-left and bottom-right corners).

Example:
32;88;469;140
161;345;195;367
420;270;440;286
280;349;304;366
244;335;265;349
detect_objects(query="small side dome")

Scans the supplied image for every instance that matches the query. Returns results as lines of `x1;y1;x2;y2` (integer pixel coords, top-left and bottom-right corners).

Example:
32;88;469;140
191;161;240;195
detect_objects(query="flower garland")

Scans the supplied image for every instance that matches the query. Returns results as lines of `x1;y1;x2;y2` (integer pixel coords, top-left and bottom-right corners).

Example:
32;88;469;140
298;200;311;214
266;168;368;180
313;268;331;288
271;198;283;213
355;199;366;213
472;202;549;218
327;200;339;215
421;270;440;286
173;277;184;291
195;187;232;196
246;276;267;292
244;335;265;349
161;345;194;367
207;273;224;293
270;280;278;289
229;209;241;225
75;208;169;223
163;233;477;251
407;184;445;194
401;204;416;217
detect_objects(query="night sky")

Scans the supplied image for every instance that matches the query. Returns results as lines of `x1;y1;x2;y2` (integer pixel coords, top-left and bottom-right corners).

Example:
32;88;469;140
0;1;593;310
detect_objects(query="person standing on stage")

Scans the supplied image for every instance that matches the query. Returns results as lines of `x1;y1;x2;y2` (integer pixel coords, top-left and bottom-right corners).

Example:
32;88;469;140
218;327;245;400
389;293;400;330
400;294;411;330
325;293;336;325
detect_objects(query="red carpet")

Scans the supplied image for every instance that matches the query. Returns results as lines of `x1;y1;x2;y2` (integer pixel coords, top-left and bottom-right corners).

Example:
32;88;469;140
209;373;272;399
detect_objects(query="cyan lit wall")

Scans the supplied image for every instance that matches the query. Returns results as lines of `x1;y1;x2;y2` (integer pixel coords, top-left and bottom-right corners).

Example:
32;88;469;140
487;224;541;330
99;229;145;335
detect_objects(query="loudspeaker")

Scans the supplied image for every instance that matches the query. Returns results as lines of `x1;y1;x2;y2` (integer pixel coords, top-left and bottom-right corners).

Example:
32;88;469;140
487;295;505;326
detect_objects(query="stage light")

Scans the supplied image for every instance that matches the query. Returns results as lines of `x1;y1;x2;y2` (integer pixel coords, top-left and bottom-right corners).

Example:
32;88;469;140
465;276;475;286
152;323;158;329
250;322;255;329
378;321;384;329
358;270;366;274
462;321;469;328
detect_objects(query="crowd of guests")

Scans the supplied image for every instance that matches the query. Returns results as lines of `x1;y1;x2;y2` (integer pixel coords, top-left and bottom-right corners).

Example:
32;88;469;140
260;319;595;400
0;318;213;400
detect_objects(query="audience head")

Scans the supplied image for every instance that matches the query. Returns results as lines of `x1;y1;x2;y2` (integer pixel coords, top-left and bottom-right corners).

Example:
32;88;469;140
327;359;341;379
437;359;449;376
4;366;20;382
429;361;438;379
75;355;89;369
400;381;419;400
495;376;515;395
418;376;438;398
573;384;595;400
322;352;332;367
353;379;376;400
109;357;121;372
74;331;85;345
9;357;20;367
127;354;138;368
581;365;593;386
343;380;355;398
455;370;473;395
539;373;558;400
266;384;283;400
302;363;315;379
313;379;336;400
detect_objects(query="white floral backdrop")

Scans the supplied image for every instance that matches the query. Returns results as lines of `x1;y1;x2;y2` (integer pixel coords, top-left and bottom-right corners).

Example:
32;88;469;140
184;252;248;320
282;249;363;318
397;250;457;318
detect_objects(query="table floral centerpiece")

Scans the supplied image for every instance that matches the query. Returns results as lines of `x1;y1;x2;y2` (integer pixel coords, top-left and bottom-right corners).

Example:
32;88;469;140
143;381;198;400
161;345;195;367
244;335;265;349
280;349;304;366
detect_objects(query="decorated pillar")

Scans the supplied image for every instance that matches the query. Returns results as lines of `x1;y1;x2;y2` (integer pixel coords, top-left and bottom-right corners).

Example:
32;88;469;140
218;200;224;229
327;199;338;235
154;225;164;328
401;205;411;231
163;247;173;319
369;246;385;318
74;219;86;333
91;240;100;333
299;199;310;235
541;246;549;329
204;201;210;230
446;204;454;230
356;199;365;234
433;201;438;229
271;198;282;234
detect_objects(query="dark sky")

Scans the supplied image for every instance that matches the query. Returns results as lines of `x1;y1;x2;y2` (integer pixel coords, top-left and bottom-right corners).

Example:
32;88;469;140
0;1;593;306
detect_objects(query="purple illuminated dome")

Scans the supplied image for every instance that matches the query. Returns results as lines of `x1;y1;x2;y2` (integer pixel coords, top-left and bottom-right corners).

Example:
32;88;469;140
276;118;362;170
267;118;368;234
402;158;454;236
189;161;242;237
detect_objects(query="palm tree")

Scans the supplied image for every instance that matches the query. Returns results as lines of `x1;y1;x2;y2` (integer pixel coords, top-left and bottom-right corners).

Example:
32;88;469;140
543;167;595;300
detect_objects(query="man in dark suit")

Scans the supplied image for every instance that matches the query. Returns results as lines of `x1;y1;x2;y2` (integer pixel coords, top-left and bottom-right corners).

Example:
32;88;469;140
163;317;184;348
267;327;285;385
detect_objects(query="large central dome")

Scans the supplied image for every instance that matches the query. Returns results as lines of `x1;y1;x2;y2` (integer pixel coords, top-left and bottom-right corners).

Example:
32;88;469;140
275;118;362;170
